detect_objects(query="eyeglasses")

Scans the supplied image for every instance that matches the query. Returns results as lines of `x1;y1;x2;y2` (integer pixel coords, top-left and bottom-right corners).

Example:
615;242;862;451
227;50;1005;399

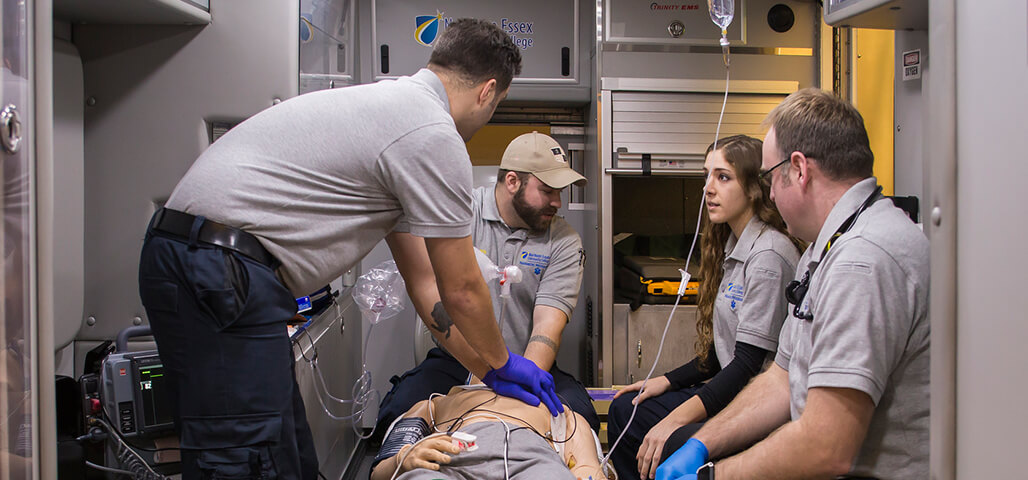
760;158;790;181
785;271;813;320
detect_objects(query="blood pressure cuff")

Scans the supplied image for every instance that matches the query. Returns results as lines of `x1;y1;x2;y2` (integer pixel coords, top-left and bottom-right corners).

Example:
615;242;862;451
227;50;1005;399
373;417;432;468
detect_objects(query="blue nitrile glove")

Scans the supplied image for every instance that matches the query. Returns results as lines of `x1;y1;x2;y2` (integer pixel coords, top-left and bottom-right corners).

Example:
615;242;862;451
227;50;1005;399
655;438;708;480
482;350;563;416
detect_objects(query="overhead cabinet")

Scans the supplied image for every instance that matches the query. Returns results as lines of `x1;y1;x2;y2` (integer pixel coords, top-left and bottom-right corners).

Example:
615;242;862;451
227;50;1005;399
605;0;744;44
372;0;579;84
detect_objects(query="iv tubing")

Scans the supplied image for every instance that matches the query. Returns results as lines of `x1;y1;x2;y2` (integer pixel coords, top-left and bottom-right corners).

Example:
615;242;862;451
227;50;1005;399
601;49;732;475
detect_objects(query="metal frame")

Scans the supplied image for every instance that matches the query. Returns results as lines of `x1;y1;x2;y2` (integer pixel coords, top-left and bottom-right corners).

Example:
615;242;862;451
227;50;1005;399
35;0;56;477
601;77;798;94
927;1;955;478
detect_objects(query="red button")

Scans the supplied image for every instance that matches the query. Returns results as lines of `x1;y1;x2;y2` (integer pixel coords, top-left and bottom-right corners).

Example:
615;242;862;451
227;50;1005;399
89;398;101;414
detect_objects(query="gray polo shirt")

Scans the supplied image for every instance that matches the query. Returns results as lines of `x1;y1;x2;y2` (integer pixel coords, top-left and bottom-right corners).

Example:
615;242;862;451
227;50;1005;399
713;217;799;368
167;69;473;296
469;186;584;354
775;177;930;478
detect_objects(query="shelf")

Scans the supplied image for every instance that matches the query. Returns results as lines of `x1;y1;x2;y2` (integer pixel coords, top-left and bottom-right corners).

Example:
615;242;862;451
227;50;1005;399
54;0;211;25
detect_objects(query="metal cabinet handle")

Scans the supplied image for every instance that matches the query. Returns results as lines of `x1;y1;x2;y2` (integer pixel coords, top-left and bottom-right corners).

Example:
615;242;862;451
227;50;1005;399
0;104;21;154
637;340;643;368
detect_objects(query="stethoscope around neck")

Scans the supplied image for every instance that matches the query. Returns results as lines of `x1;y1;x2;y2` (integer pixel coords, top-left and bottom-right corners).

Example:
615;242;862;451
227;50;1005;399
784;185;884;320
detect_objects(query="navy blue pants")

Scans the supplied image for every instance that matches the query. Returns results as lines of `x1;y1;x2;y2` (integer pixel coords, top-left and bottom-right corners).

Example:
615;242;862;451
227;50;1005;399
607;388;705;480
375;347;601;440
138;225;318;479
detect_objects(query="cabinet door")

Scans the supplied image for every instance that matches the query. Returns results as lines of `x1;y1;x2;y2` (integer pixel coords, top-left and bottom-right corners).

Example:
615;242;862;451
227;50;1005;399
0;0;34;477
612;304;698;385
300;0;356;92
372;0;579;83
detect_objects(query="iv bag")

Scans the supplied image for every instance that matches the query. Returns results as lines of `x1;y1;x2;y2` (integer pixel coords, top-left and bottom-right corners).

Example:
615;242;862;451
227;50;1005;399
352;260;406;324
708;0;735;31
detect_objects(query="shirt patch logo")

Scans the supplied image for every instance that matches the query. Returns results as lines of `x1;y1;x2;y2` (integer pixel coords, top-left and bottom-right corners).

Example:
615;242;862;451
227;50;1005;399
724;283;744;310
519;251;550;275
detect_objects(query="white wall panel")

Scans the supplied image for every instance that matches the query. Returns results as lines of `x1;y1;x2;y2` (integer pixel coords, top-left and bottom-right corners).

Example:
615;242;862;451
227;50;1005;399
955;0;1028;477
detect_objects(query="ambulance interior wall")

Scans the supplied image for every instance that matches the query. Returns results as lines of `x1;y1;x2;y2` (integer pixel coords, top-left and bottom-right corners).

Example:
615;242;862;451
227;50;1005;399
557;131;602;387
578;87;602;388
954;0;1028;476
600;0;820;88
51;32;84;377
893;29;928;222
65;0;299;376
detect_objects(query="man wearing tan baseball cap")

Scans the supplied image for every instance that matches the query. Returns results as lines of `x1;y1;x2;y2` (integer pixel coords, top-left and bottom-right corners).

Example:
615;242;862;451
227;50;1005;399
501;131;587;189
376;132;601;435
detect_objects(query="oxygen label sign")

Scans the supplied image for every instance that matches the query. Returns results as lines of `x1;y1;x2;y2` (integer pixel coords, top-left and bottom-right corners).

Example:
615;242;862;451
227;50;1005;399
902;49;921;81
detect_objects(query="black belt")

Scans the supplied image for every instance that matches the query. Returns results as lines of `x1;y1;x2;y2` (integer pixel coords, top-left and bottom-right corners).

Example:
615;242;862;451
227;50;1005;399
151;208;279;269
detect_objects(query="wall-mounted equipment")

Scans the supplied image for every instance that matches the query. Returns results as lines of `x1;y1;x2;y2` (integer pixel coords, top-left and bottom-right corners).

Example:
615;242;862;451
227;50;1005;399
823;0;928;30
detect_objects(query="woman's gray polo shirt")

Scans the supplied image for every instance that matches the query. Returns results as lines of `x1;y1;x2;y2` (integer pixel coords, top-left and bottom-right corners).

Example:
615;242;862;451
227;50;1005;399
470;186;584;354
775;177;930;478
713;217;800;368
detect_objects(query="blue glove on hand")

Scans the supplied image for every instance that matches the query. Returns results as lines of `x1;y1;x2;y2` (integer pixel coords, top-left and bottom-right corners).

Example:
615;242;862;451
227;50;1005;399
482;351;563;416
655;438;708;480
485;377;541;407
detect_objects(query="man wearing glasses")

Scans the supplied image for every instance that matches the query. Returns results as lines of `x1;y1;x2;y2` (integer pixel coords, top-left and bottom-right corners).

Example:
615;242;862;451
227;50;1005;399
657;88;930;480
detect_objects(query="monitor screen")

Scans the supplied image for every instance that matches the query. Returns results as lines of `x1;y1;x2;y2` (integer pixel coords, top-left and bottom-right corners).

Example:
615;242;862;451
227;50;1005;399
133;357;175;430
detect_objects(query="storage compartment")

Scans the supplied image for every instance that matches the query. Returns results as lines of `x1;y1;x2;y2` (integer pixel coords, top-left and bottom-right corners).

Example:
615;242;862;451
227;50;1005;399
611;304;699;385
615;255;700;308
54;0;210;24
604;0;744;45
300;0;356;92
611;176;705;305
372;0;580;83
611;91;787;170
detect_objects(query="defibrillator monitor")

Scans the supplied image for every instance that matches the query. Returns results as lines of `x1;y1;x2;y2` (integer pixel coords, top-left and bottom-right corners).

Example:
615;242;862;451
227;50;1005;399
101;351;176;438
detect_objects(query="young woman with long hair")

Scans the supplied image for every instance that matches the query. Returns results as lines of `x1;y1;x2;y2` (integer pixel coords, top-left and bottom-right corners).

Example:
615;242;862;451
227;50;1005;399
606;135;804;480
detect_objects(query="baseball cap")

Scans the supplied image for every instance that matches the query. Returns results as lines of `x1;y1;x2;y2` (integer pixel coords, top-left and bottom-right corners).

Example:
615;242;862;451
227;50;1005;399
500;132;587;189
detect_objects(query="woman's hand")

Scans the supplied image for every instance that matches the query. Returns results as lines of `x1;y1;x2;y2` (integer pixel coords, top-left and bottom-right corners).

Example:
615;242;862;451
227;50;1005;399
398;436;461;473
613;375;672;404
637;414;685;479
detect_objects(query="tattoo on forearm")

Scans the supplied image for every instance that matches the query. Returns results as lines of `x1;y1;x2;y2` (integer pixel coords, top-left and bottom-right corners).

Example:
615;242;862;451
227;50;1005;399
430;302;453;339
529;335;558;353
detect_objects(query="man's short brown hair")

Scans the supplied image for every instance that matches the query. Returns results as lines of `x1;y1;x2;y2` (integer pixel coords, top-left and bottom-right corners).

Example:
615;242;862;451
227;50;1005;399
429;18;523;92
763;88;874;181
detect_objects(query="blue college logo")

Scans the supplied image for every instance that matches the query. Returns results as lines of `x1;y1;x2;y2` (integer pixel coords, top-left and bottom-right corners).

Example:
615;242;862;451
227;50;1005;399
518;251;551;276
415;12;443;46
299;14;313;44
724;283;745;310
